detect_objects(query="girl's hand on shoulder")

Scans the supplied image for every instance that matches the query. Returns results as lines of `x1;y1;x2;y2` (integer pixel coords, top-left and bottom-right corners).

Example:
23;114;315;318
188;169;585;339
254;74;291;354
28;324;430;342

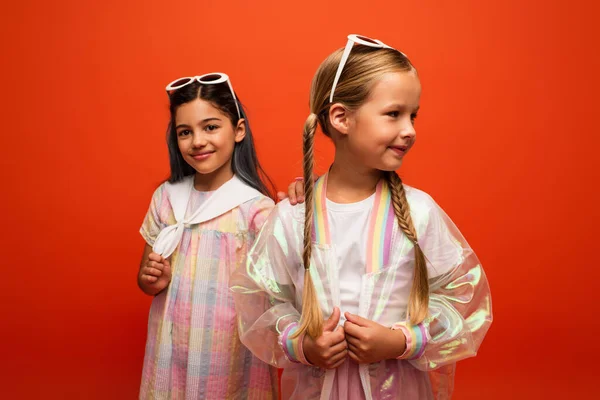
276;174;319;205
344;312;406;364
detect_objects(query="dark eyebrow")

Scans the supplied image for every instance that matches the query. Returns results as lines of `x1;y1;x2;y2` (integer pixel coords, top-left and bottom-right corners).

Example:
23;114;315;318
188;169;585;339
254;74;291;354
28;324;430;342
201;117;222;123
175;118;222;130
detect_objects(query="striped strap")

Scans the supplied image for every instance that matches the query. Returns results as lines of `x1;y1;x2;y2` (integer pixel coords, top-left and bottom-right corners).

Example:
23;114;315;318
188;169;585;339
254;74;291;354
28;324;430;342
391;322;428;360
279;322;311;365
312;174;394;274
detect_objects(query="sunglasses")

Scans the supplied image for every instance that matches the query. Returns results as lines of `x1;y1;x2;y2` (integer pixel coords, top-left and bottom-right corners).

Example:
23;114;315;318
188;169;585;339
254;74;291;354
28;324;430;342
330;34;406;103
165;72;241;119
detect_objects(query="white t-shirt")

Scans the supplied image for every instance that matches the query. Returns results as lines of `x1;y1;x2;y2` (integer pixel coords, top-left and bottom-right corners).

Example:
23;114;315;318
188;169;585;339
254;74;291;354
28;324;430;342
326;194;375;319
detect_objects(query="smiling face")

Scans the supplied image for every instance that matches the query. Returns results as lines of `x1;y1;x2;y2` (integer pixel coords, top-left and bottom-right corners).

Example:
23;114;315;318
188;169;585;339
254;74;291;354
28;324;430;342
346;70;421;171
175;98;246;188
327;70;421;173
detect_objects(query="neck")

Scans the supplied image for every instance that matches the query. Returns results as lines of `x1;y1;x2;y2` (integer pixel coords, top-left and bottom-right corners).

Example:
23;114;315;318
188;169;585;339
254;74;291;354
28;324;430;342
327;154;382;204
193;161;234;191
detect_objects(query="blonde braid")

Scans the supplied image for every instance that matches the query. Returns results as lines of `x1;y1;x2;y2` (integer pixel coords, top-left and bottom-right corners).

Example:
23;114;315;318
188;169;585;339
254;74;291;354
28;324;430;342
386;171;429;324
291;114;324;339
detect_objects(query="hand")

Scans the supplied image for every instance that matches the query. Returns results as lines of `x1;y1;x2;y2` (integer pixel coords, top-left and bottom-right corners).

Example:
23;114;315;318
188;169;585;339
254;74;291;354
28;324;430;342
276;174;319;205
139;252;172;295
344;312;406;364
302;307;348;369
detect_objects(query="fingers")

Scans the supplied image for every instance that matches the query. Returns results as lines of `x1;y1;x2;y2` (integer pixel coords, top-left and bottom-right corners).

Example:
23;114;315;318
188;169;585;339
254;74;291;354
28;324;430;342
141;256;169;283
162;259;172;277
347;340;364;363
343;320;361;337
324;349;348;369
348;342;361;354
148;259;164;270
321;339;348;369
143;266;163;277
287;181;299;205
142;274;158;283
329;325;346;345
294;180;305;203
329;337;348;355
329;356;347;369
344;332;361;348
323;307;341;332
276;191;287;201
148;252;163;262
344;312;370;327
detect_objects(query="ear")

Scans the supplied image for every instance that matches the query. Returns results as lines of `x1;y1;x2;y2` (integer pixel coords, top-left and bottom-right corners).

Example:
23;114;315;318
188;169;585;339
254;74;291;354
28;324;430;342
328;103;351;135
234;118;247;143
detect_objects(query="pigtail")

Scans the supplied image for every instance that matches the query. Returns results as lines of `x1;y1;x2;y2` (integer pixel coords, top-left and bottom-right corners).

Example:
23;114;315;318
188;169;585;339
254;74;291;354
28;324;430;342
291;113;324;339
386;171;429;324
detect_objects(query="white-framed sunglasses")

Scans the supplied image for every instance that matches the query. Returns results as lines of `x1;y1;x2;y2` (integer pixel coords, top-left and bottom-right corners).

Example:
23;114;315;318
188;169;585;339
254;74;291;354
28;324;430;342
165;72;241;119
330;34;406;103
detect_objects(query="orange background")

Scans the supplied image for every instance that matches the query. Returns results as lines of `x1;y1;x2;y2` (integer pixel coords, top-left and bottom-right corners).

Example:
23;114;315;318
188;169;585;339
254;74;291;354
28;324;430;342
1;0;598;398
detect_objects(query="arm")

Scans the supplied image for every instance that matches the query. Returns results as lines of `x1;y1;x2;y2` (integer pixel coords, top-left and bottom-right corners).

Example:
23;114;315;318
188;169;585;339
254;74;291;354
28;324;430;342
231;204;307;367
137;184;173;296
401;198;493;370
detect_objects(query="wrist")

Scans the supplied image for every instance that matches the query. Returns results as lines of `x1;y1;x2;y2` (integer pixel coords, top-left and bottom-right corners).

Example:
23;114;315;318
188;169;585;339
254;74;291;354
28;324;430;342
388;327;407;359
391;322;428;360
280;322;312;365
301;335;315;365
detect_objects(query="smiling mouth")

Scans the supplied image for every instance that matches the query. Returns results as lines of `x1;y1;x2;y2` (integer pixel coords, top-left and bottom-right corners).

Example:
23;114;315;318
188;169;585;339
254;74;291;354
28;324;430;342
191;151;215;160
390;146;409;155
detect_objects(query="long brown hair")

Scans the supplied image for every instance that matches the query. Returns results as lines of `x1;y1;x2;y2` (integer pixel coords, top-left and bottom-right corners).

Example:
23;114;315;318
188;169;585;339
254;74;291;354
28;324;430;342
294;44;429;339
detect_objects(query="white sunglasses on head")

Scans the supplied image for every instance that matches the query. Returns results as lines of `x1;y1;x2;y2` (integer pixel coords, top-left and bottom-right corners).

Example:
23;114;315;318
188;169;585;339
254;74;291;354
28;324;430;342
330;34;406;103
165;72;241;119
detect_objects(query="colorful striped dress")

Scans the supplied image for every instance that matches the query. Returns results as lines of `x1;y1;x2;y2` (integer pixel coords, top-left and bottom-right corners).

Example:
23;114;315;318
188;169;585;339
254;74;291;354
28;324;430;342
139;182;278;399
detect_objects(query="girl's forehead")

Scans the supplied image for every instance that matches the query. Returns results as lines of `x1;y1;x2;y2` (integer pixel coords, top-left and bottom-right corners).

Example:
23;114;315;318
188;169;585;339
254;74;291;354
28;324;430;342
175;98;226;122
367;71;421;107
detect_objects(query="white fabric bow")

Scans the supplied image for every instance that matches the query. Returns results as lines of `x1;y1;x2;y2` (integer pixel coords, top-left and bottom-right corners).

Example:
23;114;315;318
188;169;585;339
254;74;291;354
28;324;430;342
152;175;262;258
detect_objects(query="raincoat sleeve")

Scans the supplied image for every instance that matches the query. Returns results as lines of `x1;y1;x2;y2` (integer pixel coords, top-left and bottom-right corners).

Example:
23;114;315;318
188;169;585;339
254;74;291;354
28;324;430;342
395;194;493;371
231;201;311;367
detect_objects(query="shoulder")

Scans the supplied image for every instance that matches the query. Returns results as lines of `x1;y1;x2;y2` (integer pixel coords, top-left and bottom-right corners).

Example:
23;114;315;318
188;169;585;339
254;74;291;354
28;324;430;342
147;180;171;209
404;185;438;212
150;175;194;204
239;195;275;232
268;198;306;224
402;185;446;233
250;198;306;237
241;195;276;217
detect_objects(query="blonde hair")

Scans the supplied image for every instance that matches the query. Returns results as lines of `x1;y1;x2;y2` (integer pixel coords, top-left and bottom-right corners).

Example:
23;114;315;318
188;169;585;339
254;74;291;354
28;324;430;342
295;45;429;339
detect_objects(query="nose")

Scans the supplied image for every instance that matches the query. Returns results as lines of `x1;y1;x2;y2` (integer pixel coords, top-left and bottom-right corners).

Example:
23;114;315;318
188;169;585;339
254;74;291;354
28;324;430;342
399;118;416;140
191;131;208;148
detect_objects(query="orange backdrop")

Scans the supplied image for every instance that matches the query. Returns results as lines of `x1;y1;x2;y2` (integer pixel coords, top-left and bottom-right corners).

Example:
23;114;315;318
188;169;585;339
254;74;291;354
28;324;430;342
1;0;598;398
